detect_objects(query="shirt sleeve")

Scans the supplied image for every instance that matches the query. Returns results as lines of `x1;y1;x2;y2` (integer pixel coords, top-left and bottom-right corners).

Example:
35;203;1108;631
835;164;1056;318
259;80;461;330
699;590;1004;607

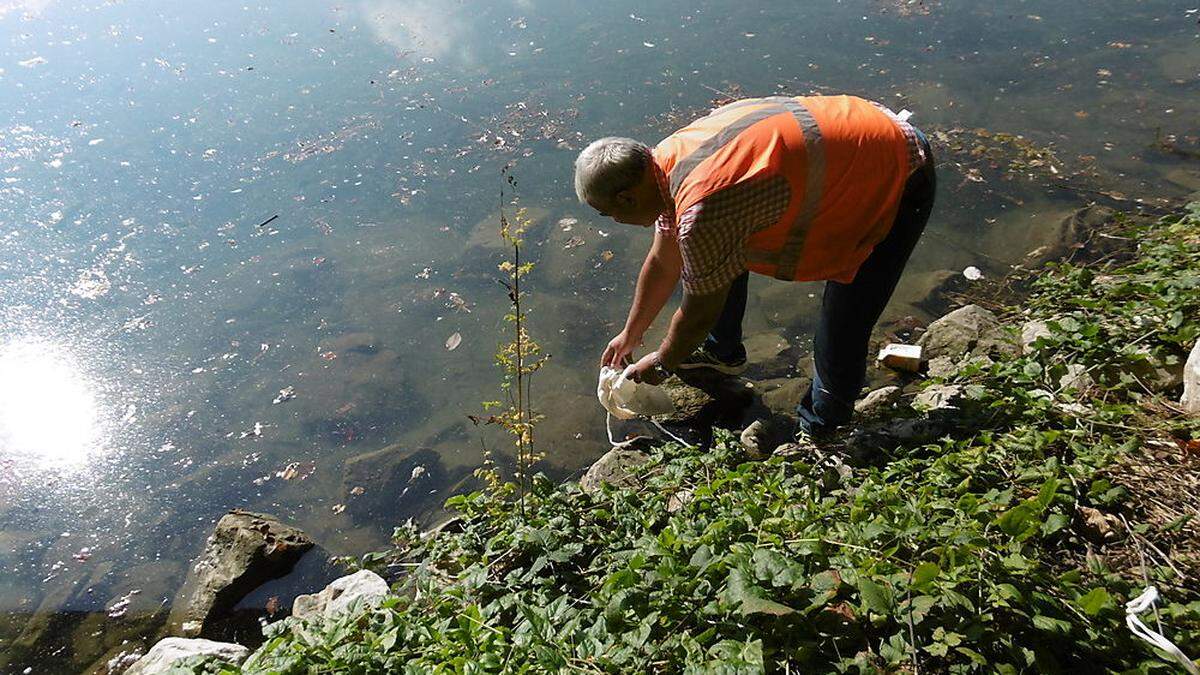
677;201;750;296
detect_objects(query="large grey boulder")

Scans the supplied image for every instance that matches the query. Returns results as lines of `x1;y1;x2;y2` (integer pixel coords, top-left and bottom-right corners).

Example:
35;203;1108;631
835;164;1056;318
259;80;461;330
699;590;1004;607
580;448;649;494
917;304;1018;377
168;511;314;638
292;570;390;620
124;637;248;675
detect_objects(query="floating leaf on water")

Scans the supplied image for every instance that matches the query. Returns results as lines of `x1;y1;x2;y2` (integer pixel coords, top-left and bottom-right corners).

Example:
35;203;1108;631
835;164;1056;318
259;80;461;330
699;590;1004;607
272;386;296;404
563;236;585;249
963;266;984;281
642;41;656;48
445;332;462;351
331;504;346;514
601;250;614;262
557;217;577;231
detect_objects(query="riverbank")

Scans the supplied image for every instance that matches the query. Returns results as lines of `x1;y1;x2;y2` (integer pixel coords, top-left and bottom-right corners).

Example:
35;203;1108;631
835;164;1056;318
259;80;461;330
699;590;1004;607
140;201;1198;673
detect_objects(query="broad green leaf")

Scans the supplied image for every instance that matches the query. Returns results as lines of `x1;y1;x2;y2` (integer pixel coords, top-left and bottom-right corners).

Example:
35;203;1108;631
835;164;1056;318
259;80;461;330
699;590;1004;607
858;578;892;614
1076;588;1111;616
911;562;941;589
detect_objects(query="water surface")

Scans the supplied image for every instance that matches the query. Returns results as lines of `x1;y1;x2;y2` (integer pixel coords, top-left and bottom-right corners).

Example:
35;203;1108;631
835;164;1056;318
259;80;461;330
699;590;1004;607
1;0;1197;670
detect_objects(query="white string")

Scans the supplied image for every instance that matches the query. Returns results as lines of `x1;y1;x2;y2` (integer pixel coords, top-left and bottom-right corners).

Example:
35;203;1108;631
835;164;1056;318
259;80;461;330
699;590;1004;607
605;412;693;449
1126;586;1199;674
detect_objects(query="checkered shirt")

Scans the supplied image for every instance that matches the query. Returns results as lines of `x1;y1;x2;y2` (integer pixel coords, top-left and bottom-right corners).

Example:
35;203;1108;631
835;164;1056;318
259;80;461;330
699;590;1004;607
655;103;927;296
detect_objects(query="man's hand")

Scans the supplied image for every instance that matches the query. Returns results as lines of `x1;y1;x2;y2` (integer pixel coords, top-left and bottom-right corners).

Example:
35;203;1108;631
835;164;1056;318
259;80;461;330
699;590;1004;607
601;330;642;368
627;351;668;385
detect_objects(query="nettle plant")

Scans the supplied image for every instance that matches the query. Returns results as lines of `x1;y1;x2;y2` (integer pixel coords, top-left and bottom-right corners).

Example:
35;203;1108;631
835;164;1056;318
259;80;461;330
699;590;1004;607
473;174;549;513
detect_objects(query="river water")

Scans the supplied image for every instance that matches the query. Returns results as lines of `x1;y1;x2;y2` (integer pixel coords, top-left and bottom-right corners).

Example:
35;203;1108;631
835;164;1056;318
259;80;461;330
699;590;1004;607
1;0;1197;670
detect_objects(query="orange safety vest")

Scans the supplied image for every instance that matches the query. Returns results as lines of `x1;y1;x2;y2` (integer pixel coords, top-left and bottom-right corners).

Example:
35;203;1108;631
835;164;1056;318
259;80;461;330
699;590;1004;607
653;95;912;283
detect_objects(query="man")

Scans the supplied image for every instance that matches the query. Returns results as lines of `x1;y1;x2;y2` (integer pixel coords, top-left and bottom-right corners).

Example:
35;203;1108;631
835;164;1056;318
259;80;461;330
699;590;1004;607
575;94;936;437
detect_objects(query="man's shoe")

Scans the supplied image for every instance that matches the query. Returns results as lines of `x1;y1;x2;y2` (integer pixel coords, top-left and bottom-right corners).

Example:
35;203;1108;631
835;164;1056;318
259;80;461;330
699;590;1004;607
676;344;748;375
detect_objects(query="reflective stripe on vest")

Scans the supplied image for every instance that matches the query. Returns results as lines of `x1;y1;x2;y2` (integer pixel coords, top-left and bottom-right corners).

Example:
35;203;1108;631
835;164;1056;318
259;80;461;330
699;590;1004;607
668;98;826;281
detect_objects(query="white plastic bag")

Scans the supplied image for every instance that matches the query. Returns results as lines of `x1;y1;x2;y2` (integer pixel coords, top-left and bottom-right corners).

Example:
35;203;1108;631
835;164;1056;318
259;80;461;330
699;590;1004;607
596;366;675;420
1182;340;1200;415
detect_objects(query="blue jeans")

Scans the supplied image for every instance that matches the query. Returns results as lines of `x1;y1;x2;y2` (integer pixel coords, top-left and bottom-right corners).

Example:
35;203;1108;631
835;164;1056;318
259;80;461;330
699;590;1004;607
705;132;937;434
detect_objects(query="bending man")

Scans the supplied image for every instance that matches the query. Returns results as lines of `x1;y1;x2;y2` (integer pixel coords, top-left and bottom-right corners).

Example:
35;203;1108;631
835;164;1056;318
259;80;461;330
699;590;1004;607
575;94;936;436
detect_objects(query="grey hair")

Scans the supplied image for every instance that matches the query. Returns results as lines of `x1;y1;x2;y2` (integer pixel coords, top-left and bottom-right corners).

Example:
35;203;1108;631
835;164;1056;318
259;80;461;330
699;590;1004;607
573;137;652;205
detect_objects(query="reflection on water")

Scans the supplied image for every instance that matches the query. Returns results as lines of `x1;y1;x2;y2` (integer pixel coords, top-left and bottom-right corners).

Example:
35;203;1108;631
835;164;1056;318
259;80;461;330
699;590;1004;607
0;338;103;466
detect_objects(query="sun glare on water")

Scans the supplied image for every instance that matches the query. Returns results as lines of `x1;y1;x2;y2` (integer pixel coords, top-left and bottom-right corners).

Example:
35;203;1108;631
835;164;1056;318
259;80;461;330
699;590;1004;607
0;338;104;466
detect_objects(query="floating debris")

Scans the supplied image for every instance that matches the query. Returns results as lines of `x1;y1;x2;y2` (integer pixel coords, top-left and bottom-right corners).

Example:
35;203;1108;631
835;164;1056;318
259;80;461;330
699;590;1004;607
445;332;462;351
106;590;140;619
963;266;984;281
272;386;296;404
239;422;264;439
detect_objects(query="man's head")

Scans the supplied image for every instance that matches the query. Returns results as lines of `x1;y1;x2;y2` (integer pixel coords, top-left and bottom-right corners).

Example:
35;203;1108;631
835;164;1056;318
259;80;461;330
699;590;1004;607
574;137;665;226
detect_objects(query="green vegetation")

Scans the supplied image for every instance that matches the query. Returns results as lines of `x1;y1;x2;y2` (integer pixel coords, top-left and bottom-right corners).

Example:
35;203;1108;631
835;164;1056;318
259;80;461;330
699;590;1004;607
179;204;1199;673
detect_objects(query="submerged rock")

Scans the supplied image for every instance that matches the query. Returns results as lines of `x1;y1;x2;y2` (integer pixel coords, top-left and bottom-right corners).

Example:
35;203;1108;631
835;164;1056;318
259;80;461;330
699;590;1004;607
124;637;248;675
292;570;389;620
1023;205;1117;266
917;304;1017;378
580;448;649;494
167;511;314;639
341;444;443;521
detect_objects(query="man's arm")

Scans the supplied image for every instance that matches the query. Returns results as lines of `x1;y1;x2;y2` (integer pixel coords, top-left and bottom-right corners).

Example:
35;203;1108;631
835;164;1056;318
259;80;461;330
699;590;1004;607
602;229;682;366
656;284;730;370
625;229;683;337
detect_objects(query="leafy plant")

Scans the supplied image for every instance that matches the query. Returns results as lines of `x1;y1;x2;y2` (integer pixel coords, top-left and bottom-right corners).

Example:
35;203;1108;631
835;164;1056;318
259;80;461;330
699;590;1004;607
221;205;1200;672
472;171;549;513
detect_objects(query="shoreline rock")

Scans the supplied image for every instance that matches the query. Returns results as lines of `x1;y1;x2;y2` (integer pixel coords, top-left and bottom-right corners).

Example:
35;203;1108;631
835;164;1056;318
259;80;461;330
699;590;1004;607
167;511;314;639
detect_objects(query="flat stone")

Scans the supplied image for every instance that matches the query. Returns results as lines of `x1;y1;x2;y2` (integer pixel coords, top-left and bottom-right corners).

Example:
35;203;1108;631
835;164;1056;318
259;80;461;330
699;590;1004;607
167;511;314;638
1076;505;1120;543
759;378;807;417
1128;347;1186;393
912;384;964;413
744;331;790;362
667;489;694;513
1058;364;1094;392
1020;320;1053;354
124;638;248;675
917;304;1017;378
739;420;770;459
855;386;902;417
654;378;715;425
292;570;389;620
579;448;649;494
